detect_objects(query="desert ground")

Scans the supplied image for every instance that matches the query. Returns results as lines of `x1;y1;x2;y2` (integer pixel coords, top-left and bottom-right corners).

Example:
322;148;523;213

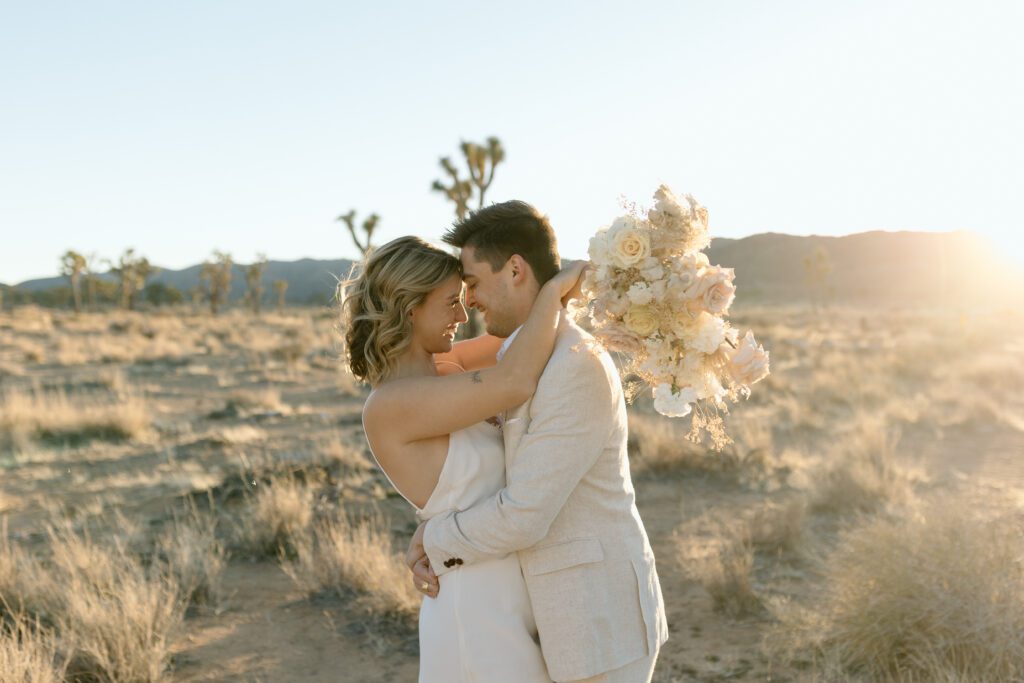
2;301;1024;682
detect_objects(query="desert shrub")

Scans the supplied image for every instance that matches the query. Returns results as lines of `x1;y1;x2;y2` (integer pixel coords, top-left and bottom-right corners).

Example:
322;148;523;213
628;410;784;491
207;388;287;419
809;420;917;514
36;525;184;683
233;476;313;558
627;412;719;475
768;501;1024;681
747;497;807;554
286;510;419;626
0;618;67;683
0;386;149;450
0;529;54;624
676;523;762;618
154;507;226;608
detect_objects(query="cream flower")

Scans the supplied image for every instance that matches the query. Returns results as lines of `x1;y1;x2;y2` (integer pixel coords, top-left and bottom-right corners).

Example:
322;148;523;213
639;256;664;281
685;266;736;314
648;185;688;227
653;383;697;417
608;217;650;268
588;229;612;266
728;330;770;386
627;281;655;305
624;304;658;337
649;279;667;299
690;312;727;353
593;292;624;320
667;307;697;338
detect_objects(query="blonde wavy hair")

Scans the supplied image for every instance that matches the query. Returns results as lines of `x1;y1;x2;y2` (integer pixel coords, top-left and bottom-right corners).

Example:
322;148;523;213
339;236;462;385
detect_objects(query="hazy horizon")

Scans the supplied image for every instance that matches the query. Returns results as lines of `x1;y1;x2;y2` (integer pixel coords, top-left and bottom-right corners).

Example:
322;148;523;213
3;0;1021;284
5;226;1014;287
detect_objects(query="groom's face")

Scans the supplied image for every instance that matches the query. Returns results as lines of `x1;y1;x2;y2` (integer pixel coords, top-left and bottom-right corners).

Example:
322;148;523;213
459;246;518;338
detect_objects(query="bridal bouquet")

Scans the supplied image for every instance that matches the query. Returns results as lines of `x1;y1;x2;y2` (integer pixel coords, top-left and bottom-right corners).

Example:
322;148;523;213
580;185;770;449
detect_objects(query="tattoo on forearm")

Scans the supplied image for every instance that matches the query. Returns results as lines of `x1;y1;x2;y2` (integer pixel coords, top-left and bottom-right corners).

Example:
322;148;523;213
470;371;482;384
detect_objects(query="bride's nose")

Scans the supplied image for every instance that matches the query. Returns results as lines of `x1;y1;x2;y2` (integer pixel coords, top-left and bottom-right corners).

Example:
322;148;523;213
455;303;469;324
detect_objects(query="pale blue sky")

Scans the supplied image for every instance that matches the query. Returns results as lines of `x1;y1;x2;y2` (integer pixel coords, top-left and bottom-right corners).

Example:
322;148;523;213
2;0;1021;284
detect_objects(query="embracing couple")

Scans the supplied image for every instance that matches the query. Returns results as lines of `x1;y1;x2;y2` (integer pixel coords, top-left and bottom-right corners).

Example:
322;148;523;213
342;200;668;682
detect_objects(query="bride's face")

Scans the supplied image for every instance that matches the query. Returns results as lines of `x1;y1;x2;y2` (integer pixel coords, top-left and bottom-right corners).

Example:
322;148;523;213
410;274;468;353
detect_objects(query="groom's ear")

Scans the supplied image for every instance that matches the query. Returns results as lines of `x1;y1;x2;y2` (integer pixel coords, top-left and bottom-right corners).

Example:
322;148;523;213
507;254;532;287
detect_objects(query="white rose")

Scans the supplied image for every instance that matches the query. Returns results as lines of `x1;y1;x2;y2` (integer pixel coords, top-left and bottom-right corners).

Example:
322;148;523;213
653;383;697;418
624;304;658;337
627;282;654;305
608;218;650;268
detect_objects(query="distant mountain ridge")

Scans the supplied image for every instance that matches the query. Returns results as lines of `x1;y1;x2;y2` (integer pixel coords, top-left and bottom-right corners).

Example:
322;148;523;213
5;230;1019;307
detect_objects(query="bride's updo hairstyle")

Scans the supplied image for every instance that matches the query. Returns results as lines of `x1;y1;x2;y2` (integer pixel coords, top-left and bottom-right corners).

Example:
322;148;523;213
340;236;462;385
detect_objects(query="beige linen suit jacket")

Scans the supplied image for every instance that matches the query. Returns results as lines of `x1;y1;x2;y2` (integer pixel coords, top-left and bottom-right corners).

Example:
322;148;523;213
424;316;669;682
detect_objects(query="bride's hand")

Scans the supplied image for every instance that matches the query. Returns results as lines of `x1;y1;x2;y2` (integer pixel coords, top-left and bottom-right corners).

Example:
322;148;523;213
544;261;590;307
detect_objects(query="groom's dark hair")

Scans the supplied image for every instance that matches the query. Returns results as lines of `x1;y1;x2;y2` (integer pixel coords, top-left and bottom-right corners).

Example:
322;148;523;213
442;200;561;285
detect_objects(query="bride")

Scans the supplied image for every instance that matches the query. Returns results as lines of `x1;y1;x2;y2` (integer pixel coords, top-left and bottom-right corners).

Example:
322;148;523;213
341;235;585;683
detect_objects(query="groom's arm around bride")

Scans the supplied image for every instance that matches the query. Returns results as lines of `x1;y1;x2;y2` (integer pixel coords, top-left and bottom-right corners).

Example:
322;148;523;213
413;315;669;682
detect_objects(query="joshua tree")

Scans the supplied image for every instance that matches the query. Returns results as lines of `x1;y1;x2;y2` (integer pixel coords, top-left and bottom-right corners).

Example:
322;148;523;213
244;254;268;316
60;250;87;312
432;136;506;219
431;136;505;338
83;252;102;310
337;210;379;256
106;248;156;311
273;279;289;312
200;250;233;315
189;285;204;310
803;246;834;312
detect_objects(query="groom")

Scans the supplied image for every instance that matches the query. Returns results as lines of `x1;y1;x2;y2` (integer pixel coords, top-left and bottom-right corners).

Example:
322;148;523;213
406;200;669;683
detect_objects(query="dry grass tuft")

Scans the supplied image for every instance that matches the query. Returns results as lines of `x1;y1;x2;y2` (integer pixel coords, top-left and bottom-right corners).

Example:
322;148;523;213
677;523;763;618
0;618;67;683
747;497;807;554
809;420;917;514
207;388;289;419
0;386;150;450
627;413;716;475
768;501;1024;681
287;511;419;626
0;524;54;622
154;506;226;608
233;476;313;558
206;425;267;446
46;525;184;683
319;434;373;471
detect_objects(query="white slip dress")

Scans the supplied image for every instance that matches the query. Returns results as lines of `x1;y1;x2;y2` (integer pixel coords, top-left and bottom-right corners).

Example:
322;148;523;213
372;419;552;683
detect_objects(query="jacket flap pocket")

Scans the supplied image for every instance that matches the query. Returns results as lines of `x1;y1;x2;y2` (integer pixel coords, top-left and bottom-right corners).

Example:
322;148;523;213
527;538;604;576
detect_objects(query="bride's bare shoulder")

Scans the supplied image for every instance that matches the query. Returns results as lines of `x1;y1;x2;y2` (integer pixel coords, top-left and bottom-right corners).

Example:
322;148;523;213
362;379;413;426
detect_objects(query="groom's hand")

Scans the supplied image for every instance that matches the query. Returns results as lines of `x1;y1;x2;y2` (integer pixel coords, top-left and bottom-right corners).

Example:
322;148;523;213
406;521;439;598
